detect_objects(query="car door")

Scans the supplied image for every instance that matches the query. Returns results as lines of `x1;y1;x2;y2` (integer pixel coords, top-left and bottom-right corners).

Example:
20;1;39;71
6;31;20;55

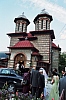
0;69;10;88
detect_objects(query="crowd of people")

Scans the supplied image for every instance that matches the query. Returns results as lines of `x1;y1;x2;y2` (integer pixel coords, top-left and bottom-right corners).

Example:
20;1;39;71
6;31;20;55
49;68;66;100
22;66;48;100
16;64;66;100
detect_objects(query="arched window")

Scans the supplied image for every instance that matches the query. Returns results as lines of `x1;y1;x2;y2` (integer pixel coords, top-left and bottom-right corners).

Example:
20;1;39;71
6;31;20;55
46;20;48;29
41;20;43;29
18;23;20;31
25;24;27;32
22;23;24;32
37;21;39;30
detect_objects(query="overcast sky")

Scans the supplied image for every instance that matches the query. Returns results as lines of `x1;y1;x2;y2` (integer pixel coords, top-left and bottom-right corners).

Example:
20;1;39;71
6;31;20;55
0;0;66;52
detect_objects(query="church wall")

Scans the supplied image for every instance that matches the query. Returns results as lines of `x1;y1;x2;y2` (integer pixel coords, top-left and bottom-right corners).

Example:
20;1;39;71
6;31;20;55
31;34;51;63
11;49;31;60
52;48;59;72
8;49;31;68
35;17;50;31
31;56;37;68
10;36;20;47
15;20;27;33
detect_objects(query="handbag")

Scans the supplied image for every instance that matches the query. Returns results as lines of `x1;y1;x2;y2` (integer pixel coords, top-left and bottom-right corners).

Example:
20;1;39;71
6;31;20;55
22;73;28;85
22;79;28;85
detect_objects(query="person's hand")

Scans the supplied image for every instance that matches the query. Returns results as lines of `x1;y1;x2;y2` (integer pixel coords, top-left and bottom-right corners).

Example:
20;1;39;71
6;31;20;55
30;84;31;86
39;87;41;88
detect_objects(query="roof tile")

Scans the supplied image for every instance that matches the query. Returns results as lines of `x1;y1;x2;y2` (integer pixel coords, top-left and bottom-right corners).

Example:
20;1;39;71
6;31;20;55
12;41;34;48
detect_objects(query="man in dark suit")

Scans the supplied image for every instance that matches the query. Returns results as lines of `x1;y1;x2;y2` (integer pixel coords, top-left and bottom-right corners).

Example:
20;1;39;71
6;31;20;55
39;70;45;97
59;76;66;100
30;67;42;100
21;64;24;76
61;69;66;78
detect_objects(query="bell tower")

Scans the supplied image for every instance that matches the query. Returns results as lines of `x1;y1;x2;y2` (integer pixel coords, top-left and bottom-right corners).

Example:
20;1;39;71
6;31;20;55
14;12;30;33
33;9;53;31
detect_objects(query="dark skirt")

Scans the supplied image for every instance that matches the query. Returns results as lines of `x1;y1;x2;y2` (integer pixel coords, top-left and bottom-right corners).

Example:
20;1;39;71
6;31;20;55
22;85;30;93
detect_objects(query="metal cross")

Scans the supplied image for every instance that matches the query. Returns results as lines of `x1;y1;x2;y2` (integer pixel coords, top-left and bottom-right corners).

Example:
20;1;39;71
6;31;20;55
22;12;24;15
41;9;45;12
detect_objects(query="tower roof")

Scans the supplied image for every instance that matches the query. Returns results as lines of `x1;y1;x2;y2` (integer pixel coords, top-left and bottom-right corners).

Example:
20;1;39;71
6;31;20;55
14;12;30;25
40;9;49;15
18;12;27;19
33;9;53;23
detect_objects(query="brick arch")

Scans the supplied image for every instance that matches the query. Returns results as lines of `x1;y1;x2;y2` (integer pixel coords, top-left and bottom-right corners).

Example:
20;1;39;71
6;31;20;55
13;52;27;60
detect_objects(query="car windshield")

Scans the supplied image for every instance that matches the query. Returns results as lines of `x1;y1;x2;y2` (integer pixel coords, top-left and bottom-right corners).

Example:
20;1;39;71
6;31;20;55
12;70;22;76
1;69;10;74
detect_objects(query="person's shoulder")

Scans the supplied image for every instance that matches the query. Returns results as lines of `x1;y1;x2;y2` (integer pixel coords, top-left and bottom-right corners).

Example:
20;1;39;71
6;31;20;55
60;77;65;81
65;73;66;75
32;70;36;74
24;72;28;76
41;74;44;78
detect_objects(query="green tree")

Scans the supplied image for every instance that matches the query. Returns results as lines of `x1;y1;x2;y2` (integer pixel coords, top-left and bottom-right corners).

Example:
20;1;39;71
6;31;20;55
59;52;66;73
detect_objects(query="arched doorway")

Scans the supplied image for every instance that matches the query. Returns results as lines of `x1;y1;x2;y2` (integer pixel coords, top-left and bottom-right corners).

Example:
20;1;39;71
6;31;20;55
14;53;26;69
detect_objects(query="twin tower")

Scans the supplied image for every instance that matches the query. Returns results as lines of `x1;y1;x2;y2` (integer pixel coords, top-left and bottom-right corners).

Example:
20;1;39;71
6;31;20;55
14;10;53;33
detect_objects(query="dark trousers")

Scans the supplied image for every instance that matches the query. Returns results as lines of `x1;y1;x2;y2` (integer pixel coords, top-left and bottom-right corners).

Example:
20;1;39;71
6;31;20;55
32;87;41;99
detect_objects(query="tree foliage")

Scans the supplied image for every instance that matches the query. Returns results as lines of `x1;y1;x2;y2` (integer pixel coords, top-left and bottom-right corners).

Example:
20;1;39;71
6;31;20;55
59;52;66;73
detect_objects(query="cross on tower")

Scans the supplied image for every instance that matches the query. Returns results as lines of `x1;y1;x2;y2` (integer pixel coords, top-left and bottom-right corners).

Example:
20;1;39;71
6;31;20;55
41;9;45;12
22;12;24;15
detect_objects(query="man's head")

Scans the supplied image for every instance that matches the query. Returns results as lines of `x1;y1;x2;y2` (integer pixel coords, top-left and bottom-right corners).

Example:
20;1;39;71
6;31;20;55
39;70;43;74
52;71;57;76
36;66;40;71
62;69;65;74
53;68;57;72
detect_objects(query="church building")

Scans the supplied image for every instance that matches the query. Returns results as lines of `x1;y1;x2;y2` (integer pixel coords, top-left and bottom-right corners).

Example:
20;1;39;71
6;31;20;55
6;10;61;74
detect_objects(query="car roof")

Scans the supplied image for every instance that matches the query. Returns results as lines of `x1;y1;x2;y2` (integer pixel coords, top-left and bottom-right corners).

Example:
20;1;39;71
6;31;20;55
0;68;13;70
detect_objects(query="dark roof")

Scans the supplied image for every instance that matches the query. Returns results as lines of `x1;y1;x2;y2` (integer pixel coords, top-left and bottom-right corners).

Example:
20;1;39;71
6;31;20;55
33;14;53;24
52;42;61;51
18;33;37;41
5;53;11;55
30;30;55;39
14;17;30;25
7;32;27;37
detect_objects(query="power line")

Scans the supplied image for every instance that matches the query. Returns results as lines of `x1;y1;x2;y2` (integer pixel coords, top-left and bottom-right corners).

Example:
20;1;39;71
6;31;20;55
56;24;66;39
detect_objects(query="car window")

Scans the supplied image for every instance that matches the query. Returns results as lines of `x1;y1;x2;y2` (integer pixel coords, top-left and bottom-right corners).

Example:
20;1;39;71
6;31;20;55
0;69;2;72
12;70;21;76
1;69;10;74
10;71;16;77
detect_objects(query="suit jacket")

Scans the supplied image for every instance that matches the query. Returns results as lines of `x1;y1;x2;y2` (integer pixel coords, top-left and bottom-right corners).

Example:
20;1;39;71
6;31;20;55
61;73;66;78
39;74;45;89
59;76;66;100
30;70;41;87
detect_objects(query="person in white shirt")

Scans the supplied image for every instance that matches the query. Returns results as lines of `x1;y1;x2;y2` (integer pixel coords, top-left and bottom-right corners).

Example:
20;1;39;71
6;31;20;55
39;67;48;97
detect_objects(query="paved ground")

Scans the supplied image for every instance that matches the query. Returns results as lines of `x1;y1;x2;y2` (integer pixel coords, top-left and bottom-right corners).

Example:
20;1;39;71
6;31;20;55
45;81;52;100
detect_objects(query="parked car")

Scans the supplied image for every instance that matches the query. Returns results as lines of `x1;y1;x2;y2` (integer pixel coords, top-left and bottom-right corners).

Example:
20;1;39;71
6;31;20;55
0;68;23;93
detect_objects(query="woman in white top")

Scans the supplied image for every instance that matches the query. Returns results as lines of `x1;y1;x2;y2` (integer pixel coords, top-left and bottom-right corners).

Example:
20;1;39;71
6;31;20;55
39;67;48;97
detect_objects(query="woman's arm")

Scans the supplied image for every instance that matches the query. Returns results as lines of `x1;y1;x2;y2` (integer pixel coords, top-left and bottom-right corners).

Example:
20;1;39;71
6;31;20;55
51;76;54;84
